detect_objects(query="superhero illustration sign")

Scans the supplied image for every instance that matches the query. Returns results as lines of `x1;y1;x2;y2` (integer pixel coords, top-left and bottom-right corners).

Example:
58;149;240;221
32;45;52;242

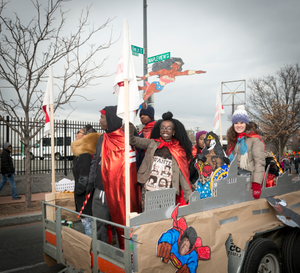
156;205;211;273
138;57;206;102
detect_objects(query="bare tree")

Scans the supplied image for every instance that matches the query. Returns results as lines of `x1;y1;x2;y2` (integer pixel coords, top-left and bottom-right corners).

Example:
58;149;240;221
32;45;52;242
0;0;115;207
247;64;300;157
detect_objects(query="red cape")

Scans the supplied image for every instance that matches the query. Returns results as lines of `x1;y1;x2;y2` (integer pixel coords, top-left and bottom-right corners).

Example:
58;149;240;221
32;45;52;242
155;138;192;206
139;120;155;139
101;128;140;249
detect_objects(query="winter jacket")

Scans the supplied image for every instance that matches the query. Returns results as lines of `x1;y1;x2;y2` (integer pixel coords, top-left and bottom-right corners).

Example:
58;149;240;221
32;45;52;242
71;132;101;215
1;142;14;175
129;134;192;202
232;137;265;185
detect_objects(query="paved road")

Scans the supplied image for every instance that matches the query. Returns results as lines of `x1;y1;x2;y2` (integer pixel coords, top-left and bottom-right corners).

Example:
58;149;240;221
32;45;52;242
0;223;66;273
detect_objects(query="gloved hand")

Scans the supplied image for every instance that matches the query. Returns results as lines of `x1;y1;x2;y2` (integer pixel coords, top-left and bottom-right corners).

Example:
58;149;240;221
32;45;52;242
86;182;94;196
157;242;172;263
252;182;261;199
177;264;189;273
7;173;12;178
197;154;207;163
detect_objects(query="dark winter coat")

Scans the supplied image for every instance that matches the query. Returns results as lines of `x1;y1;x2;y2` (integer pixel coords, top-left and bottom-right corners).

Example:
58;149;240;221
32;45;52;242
71;132;101;215
1;143;14;175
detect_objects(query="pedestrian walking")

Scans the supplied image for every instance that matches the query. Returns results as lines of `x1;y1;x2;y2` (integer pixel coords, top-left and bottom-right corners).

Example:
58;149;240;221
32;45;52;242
0;142;21;199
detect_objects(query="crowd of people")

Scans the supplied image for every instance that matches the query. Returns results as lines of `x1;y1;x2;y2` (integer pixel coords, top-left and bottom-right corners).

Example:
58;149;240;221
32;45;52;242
69;103;288;248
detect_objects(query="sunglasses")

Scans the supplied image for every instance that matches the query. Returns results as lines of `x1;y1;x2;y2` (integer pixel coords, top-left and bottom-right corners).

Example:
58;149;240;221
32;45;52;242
160;126;174;131
76;131;85;135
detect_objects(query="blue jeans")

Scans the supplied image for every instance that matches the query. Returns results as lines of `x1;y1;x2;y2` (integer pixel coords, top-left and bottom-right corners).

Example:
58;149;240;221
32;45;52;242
0;174;19;198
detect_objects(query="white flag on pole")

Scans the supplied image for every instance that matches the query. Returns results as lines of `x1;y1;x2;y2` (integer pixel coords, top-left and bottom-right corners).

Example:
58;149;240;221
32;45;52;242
42;66;54;135
114;19;143;123
213;89;225;132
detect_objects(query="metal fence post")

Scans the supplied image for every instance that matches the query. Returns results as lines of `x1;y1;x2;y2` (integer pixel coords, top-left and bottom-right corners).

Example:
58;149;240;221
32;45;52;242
6;116;9;143
64;119;67;176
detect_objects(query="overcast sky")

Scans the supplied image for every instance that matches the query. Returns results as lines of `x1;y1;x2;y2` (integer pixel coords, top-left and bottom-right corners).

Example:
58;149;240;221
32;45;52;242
2;0;300;134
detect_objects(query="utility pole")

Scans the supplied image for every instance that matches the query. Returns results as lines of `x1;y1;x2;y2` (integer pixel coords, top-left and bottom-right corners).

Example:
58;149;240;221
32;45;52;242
143;0;154;107
221;80;246;115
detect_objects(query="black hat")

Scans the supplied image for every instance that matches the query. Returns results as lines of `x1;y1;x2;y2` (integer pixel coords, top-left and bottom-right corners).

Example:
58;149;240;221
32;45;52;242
140;105;155;120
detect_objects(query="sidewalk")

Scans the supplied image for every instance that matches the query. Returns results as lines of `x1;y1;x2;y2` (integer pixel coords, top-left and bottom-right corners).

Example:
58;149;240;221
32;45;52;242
0;192;48;227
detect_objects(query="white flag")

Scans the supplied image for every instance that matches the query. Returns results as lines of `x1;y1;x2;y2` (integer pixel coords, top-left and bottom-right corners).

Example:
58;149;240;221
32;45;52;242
114;18;143;123
42;66;54;135
213;90;225;132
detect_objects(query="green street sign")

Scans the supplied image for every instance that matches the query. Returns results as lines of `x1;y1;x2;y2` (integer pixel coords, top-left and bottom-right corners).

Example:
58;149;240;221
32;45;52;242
147;52;171;64
132;51;139;57
131;45;143;55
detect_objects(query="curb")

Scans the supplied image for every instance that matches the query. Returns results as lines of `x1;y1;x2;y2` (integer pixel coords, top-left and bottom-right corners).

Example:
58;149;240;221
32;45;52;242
0;213;42;227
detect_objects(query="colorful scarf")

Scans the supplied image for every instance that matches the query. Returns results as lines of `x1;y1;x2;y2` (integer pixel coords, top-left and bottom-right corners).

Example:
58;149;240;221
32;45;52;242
227;131;266;168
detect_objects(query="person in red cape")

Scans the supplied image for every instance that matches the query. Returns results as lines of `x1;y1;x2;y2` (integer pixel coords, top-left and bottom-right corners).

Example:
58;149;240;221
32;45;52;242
226;105;266;199
129;111;193;211
136;104;156;171
86;105;140;249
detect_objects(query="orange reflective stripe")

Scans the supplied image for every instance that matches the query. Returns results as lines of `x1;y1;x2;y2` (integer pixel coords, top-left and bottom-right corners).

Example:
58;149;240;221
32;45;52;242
45;231;56;246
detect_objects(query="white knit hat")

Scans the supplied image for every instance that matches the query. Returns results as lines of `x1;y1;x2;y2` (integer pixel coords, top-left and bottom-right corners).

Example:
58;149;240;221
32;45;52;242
232;105;249;124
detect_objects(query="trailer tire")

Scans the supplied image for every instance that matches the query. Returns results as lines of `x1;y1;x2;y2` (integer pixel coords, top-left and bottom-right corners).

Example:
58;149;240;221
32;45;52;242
241;238;282;273
282;228;300;273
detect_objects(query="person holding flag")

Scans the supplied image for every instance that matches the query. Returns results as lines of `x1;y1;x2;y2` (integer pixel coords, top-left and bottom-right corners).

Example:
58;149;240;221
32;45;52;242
129;111;193;210
86;106;140;249
136;104;156;170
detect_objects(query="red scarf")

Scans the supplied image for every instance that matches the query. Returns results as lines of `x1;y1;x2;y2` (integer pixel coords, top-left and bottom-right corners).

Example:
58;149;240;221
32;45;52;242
226;131;266;156
139;121;155;139
101;128;140;249
155;137;192;205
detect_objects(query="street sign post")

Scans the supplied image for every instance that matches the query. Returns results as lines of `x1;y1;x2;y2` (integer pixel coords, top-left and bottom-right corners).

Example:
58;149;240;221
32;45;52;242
131;45;144;56
147;52;171;64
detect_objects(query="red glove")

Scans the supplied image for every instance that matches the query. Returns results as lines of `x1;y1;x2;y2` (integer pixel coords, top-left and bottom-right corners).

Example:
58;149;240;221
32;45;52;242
252;182;261;199
157;242;172;263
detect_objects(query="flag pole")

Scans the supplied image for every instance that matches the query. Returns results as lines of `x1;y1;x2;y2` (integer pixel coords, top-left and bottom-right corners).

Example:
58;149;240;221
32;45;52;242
49;67;55;198
218;89;223;147
124;79;130;227
45;66;56;221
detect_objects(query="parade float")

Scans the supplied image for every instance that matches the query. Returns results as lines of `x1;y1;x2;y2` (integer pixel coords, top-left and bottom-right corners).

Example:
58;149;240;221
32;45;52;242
42;156;300;273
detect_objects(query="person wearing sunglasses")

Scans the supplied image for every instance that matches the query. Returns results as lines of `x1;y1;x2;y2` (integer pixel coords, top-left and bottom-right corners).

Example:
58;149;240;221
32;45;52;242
71;124;99;237
129;111;193;210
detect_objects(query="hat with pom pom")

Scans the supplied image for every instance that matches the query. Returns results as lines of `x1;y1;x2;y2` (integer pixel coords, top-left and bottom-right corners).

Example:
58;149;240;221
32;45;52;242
232;105;249;124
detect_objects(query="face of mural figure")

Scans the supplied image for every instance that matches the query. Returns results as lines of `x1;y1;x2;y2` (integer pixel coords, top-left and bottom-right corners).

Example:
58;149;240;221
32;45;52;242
100;114;107;130
149;178;155;186
171;62;181;71
160;120;175;142
179;237;191;256
234;121;246;134
159;179;167;187
197;134;206;149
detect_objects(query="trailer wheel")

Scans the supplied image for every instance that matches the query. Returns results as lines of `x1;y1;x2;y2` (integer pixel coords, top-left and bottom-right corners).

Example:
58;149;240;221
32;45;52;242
241;238;282;273
282;228;300;273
